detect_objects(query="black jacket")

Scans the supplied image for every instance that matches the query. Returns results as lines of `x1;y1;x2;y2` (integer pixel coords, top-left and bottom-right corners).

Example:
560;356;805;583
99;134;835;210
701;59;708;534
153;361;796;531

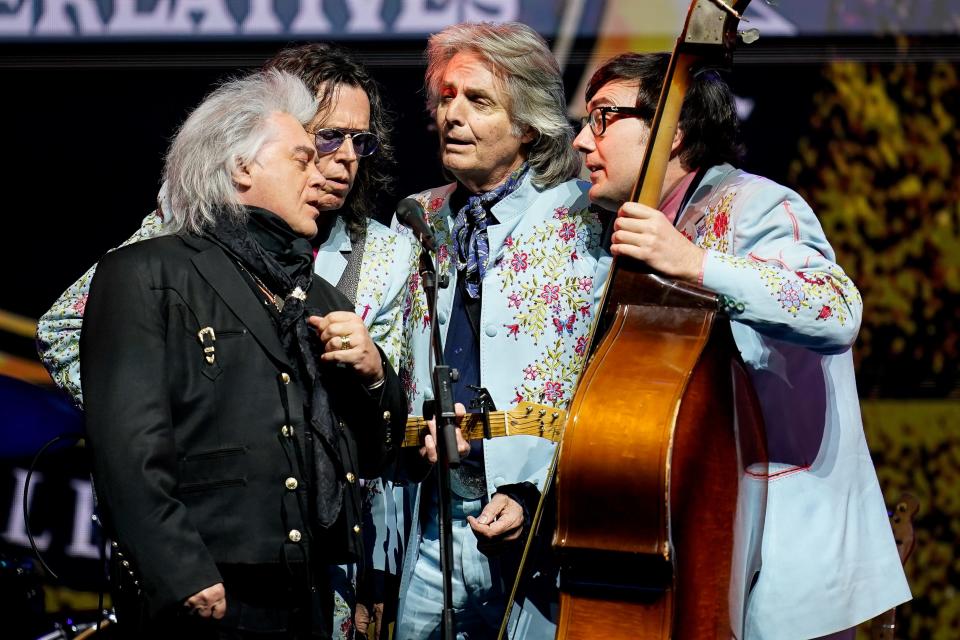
80;234;406;616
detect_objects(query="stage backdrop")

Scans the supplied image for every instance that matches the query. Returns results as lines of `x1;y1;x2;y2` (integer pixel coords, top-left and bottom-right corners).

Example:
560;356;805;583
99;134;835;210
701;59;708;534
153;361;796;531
1;2;959;638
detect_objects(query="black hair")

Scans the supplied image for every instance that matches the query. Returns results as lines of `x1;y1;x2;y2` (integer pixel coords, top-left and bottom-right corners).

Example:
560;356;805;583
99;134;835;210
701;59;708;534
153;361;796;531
586;52;745;169
266;43;396;240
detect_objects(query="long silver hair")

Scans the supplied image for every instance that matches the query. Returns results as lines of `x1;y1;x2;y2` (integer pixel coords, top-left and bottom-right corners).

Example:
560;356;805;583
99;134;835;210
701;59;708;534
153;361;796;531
424;22;580;190
163;69;318;235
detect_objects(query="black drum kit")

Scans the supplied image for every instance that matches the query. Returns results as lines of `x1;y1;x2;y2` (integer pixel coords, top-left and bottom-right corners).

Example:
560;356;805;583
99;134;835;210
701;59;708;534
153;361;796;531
33;612;117;640
0;548;116;640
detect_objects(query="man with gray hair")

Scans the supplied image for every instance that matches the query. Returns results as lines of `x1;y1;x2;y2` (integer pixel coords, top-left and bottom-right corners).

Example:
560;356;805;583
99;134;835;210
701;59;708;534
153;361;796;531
79;69;405;638
391;22;611;639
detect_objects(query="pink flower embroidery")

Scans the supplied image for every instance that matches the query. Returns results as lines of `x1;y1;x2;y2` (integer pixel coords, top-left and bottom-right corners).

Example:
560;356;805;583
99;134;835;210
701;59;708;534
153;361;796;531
579;304;591;318
507;293;523;308
817;305;833;320
429;196;445;212
422;314;431;328
712;210;729;238
578;277;593;292
544;381;563;403
575;335;588;355
523;365;538;380
72;294;88;315
504;324;520;339
504;236;514;247
514;390;524;404
511;252;529;272
797;271;826;286
408;272;420;293
570;249;579;262
553;206;569;219
438;244;448;263
540;284;560;304
558;222;576;242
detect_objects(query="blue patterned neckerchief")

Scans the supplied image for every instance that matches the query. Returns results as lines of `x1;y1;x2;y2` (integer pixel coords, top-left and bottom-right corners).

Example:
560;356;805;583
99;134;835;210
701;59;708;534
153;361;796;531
452;163;529;298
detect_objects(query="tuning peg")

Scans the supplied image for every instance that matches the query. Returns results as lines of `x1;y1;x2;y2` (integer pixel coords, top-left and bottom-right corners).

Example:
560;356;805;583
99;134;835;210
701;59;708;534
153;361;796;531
739;28;760;44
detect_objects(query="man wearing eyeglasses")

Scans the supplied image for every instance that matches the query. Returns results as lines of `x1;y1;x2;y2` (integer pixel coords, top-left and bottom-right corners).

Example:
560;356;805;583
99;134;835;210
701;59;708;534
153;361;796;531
37;44;416;640
573;52;910;640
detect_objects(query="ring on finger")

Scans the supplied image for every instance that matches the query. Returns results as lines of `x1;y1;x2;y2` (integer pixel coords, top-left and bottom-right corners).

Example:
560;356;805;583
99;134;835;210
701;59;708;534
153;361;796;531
339;334;352;350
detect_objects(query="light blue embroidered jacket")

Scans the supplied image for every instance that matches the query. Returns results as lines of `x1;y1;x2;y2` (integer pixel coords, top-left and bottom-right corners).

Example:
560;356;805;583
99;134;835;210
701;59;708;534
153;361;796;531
389;173;612;634
677;164;910;639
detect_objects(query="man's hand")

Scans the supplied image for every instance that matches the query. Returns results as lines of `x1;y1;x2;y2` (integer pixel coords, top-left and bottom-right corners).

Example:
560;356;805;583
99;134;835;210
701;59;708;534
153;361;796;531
355;601;384;639
419;402;470;463
184;582;226;619
467;493;525;551
611;202;705;284
308;312;384;384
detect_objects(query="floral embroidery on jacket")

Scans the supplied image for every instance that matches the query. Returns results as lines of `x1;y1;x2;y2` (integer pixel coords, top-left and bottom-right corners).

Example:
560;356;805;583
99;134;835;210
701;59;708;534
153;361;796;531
696;191;735;253
712;253;860;326
497;206;601;345
513;336;590;410
400;180;607;417
357;225;407;372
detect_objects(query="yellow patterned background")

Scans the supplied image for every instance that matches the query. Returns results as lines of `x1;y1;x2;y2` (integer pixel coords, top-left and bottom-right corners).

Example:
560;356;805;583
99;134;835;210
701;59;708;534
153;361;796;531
791;55;959;638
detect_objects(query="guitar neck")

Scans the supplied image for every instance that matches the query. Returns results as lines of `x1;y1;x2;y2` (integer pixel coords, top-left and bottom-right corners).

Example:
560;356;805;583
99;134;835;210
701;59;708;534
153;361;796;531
402;407;565;449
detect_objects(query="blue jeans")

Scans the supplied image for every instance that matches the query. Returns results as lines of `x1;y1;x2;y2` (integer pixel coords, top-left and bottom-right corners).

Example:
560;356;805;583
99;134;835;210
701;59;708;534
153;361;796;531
396;497;507;639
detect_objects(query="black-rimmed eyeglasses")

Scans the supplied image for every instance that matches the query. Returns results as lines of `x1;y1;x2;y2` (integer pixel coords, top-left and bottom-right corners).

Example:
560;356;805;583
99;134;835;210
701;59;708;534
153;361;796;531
314;128;380;157
581;106;651;137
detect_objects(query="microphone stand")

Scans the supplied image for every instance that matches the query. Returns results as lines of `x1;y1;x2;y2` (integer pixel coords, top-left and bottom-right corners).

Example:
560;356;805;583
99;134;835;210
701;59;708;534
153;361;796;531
418;244;461;640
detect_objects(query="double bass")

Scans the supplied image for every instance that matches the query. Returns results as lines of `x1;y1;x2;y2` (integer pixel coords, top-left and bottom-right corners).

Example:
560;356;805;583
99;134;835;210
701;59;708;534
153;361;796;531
554;1;768;638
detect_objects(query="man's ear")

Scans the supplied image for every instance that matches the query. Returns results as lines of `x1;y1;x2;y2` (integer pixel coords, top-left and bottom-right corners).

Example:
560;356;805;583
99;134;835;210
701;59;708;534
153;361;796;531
231;159;253;189
671;127;684;154
520;125;537;145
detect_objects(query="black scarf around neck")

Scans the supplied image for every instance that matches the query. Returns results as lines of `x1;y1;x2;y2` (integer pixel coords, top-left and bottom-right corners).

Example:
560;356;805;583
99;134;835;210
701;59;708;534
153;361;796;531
205;205;345;529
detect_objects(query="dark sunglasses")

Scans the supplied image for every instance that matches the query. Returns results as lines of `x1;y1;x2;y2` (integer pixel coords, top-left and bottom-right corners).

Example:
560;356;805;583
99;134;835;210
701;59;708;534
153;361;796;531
313;128;380;157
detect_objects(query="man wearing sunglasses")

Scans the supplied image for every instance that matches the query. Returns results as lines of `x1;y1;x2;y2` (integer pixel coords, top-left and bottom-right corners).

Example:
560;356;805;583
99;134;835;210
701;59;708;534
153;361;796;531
573;52;910;640
37;44;416;640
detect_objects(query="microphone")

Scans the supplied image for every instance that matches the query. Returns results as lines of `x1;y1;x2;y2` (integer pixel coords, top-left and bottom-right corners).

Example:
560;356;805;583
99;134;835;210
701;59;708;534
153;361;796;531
396;198;436;252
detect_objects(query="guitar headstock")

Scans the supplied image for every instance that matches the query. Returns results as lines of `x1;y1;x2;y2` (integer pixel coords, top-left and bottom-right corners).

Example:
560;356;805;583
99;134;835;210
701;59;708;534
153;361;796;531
507;402;568;442
679;0;754;67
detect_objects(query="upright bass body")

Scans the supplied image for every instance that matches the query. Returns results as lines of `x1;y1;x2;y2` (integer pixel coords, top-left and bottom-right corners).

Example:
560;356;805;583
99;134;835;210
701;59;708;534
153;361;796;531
551;1;766;637
554;272;767;639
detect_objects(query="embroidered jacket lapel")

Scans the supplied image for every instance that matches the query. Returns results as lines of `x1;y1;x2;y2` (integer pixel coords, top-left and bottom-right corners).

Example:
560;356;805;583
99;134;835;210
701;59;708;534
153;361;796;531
675;163;739;230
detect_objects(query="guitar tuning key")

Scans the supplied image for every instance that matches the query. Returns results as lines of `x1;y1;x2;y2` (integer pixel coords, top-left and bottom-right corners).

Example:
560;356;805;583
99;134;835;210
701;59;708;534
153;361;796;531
739;28;760;44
